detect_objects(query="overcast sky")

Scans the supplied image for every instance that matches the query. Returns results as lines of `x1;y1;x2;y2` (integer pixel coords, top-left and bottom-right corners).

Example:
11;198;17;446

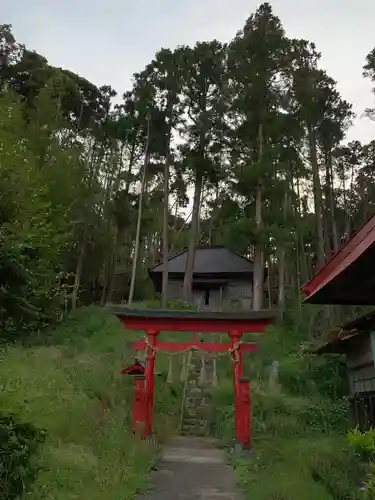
3;0;375;143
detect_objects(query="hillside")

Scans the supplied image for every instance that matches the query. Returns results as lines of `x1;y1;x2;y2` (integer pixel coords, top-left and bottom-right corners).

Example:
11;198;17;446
211;319;365;500
0;307;181;500
2;2;375;499
1;304;373;500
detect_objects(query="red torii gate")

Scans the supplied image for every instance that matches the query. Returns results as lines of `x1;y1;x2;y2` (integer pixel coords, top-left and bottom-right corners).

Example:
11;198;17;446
110;307;274;450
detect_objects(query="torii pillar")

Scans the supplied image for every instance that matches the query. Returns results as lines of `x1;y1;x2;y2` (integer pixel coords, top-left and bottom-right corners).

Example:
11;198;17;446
111;307;274;448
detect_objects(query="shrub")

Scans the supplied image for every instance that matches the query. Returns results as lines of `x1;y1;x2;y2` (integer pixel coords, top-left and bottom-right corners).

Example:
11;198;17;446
347;428;375;499
1;307;181;499
0;412;45;500
362;462;375;499
309;444;364;500
296;397;349;433
348;427;375;459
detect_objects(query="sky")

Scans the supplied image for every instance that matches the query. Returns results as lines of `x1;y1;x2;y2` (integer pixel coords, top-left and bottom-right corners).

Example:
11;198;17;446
3;0;375;144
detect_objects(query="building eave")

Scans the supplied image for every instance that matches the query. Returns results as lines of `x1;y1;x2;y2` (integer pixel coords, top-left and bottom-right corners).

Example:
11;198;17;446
300;214;375;305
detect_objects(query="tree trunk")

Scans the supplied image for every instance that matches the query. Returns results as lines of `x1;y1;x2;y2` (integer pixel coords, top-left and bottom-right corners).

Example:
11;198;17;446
277;190;289;309
161;140;171;308
71;139;102;309
267;260;272;308
100;155;124;306
341;165;350;242
295;174;309;282
208;183;220;245
170;208;194;255
125;140;137;195
128;115;151;306
323;218;332;257
328;153;339;252
324;151;339;254
252;123;265;311
105;229;120;304
182;173;203;302
100;262;109;306
71;225;88;310
151;234;159;267
308;127;325;267
277;246;286;306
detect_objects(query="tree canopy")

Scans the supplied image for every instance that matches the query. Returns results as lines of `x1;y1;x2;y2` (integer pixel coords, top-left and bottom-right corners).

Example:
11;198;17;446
1;3;374;334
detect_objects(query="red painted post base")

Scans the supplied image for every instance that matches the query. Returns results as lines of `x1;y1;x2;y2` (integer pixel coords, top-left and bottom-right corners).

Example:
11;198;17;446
229;330;243;446
132;375;146;436
238;377;251;450
144;330;158;437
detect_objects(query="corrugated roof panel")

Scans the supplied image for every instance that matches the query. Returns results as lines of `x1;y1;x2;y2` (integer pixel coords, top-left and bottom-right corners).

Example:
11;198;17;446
150;246;254;275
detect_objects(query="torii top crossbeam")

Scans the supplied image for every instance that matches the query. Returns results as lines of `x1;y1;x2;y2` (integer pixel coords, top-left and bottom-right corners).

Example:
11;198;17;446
301;214;375;305
108;306;274;333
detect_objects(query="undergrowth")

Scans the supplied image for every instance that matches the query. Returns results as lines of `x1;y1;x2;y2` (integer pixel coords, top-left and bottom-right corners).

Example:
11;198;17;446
211;304;365;500
0;306;181;499
0;413;46;500
3;301;368;499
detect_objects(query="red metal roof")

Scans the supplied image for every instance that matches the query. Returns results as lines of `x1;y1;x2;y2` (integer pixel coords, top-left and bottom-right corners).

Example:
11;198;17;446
301;214;375;304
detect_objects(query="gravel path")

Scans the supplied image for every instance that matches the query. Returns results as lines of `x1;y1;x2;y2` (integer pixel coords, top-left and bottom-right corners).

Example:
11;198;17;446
135;436;242;500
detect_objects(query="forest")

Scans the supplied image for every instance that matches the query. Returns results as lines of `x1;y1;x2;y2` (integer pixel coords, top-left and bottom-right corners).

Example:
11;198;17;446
1;2;375;334
3;4;375;499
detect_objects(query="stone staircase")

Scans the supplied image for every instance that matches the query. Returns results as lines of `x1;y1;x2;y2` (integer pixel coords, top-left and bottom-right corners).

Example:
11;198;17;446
179;350;214;437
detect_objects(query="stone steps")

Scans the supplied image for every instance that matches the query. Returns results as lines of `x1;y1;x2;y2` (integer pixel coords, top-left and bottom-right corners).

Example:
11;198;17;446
182;415;207;425
180;426;207;435
180;349;215;437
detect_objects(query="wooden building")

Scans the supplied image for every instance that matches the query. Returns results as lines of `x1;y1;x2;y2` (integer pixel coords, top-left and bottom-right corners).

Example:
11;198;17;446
148;245;266;310
316;312;375;429
301;214;375;429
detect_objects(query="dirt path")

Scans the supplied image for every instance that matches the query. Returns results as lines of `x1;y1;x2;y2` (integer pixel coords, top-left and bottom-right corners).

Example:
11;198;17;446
136;436;242;500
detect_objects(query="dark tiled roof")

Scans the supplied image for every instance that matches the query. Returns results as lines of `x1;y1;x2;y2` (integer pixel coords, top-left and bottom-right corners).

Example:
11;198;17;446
149;246;254;275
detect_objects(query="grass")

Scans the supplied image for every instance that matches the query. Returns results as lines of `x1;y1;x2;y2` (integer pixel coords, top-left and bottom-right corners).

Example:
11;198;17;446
211;368;361;500
0;306;181;499
2;304;361;499
207;318;365;500
231;435;353;500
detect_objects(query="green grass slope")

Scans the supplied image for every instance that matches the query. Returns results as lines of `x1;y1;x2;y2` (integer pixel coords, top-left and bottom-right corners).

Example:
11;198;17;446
0;306;180;500
211;322;363;500
3;304;362;499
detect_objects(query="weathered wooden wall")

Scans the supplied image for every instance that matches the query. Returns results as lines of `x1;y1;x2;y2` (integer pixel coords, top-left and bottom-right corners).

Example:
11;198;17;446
347;336;375;395
166;278;253;310
226;280;253;309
